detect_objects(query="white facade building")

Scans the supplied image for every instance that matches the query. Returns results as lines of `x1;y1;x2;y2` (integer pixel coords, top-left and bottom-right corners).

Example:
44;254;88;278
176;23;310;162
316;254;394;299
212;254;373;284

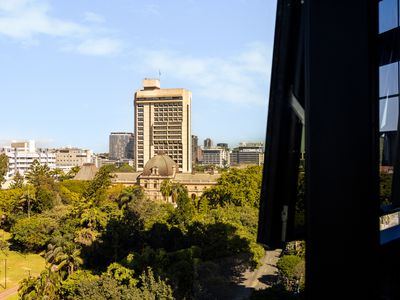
202;147;230;168
53;147;94;172
2;140;56;180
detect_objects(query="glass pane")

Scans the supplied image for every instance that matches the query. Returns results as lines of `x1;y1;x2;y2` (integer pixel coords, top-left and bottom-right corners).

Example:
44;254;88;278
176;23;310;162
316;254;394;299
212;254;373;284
379;62;399;97
379;0;398;33
379;97;399;132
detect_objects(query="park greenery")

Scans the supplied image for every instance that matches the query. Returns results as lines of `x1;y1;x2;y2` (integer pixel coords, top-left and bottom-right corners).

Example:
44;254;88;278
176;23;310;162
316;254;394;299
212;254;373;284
0;161;272;299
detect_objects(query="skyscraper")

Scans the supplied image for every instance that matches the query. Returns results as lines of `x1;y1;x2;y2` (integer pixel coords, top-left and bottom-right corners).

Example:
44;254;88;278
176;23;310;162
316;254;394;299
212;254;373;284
204;138;213;149
134;79;192;172
109;132;134;160
191;135;198;164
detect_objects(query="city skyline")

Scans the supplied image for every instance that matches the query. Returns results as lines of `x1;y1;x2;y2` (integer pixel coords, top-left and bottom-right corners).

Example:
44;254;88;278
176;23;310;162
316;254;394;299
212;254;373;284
0;1;276;152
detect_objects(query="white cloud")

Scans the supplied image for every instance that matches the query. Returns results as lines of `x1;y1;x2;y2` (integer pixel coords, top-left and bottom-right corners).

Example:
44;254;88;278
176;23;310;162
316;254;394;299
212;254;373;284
138;43;272;106
74;38;122;56
0;0;121;56
84;12;105;24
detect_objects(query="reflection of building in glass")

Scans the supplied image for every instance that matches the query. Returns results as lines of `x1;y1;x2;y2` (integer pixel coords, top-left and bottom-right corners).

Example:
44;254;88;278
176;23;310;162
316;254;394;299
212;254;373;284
379;0;400;166
134;79;192;173
109;132;134;160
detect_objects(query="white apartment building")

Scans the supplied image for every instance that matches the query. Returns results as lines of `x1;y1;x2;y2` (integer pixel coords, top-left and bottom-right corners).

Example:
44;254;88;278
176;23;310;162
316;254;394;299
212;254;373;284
2;140;56;179
134;79;192;173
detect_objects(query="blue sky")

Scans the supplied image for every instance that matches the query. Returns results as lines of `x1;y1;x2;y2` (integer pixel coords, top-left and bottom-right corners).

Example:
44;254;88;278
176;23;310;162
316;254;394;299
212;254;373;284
0;0;276;153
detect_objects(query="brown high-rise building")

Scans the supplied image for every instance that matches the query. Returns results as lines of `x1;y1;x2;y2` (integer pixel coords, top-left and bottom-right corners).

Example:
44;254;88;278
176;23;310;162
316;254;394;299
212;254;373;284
134;79;192;173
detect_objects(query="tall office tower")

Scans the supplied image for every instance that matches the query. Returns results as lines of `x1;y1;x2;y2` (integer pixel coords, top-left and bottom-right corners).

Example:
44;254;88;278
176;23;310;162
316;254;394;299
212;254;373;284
204;138;213;149
134;79;192;172
191;135;199;164
109;132;135;160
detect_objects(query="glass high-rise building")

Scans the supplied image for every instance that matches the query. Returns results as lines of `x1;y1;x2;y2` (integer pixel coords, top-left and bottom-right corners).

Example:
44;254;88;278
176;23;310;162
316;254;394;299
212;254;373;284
109;132;134;160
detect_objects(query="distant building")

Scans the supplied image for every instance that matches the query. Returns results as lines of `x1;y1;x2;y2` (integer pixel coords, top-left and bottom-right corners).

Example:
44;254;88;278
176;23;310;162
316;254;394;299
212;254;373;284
134;79;192;173
202;147;230;168
230;142;265;166
216;143;229;150
192;135;199;164
54;147;94;171
204;138;213;149
109;132;134;160
1;140;56;179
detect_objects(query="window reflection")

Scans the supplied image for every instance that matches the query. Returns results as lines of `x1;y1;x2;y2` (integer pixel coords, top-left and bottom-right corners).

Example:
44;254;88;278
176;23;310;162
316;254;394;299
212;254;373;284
379;0;398;33
379;62;399;97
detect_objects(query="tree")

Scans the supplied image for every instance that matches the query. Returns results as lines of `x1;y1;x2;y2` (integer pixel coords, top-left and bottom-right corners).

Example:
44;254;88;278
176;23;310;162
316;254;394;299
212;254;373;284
115;163;135;173
10;216;58;251
83;165;114;202
170;182;188;203
116;186;145;209
10;170;24;189
276;255;305;292
19;185;36;218
201;166;263;208
0;153;8;184
160;180;172;202
25;160;59;212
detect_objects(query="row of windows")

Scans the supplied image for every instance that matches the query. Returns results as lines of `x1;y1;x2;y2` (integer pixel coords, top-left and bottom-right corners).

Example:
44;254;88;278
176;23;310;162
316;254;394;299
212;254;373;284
136;97;183;101
155;118;182;122
154;112;182;117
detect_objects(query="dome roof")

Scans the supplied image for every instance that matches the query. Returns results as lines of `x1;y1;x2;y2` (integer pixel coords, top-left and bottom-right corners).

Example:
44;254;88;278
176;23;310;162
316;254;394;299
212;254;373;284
142;154;177;176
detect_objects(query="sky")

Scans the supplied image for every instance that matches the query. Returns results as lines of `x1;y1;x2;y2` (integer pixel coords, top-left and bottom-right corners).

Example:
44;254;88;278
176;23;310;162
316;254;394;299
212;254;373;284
0;0;277;153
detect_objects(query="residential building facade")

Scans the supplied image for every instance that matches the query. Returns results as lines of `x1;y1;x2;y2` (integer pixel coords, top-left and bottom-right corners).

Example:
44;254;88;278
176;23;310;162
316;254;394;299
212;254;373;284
1;140;56;179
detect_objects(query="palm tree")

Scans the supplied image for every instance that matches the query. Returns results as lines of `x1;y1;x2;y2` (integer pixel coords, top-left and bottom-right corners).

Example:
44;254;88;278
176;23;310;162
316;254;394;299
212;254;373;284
44;243;83;276
160;180;172;202
170;182;188;203
54;243;83;275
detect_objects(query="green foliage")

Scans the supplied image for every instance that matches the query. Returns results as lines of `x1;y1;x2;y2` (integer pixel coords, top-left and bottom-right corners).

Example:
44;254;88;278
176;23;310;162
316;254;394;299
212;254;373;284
0;188;24;218
201;165;263;207
10;216;58;252
10;170;24;189
170;190;195;228
107;262;138;287
380;173;392;206
83;165;114;202
59;270;97;298
59;180;89;196
24;160;59;213
57;267;173;300
138;267;174;300
19;267;62;300
276;255;305;292
0;153;8;184
116;185;145;210
115;163;135;173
